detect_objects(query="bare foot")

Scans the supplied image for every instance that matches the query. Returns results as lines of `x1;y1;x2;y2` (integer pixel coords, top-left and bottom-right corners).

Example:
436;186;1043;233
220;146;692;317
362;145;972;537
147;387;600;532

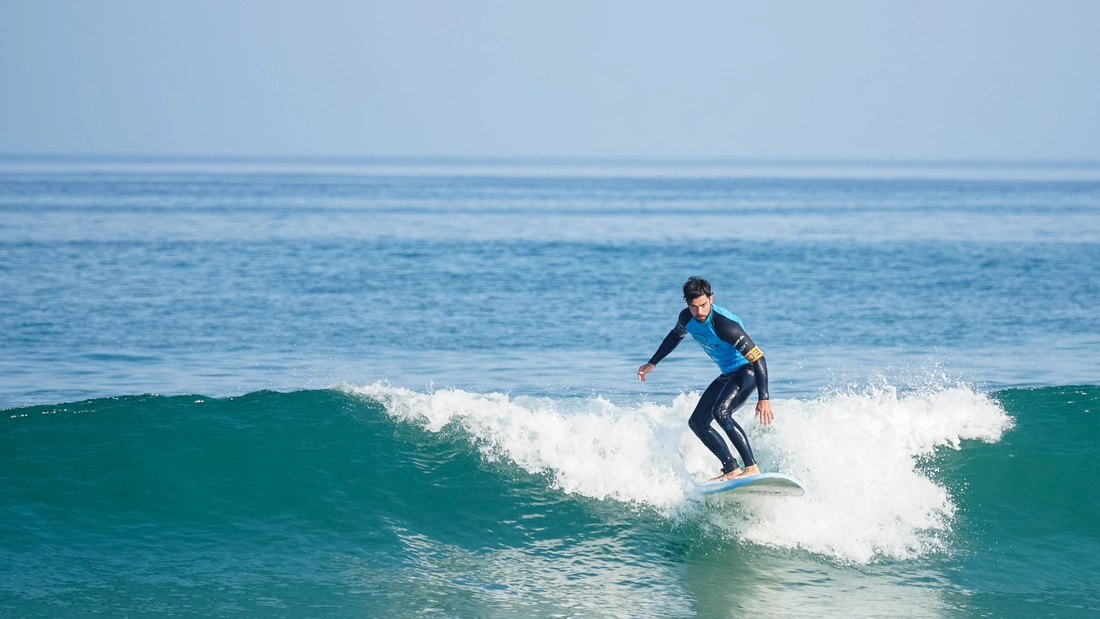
742;464;761;477
709;468;743;482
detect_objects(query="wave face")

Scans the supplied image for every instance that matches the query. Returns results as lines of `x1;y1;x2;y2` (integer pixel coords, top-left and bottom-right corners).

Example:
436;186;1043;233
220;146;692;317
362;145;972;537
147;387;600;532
5;384;1096;617
351;382;1011;563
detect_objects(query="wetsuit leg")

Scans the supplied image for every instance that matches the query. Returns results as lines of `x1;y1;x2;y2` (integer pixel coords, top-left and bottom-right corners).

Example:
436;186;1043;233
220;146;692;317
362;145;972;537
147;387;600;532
688;375;739;473
712;365;758;468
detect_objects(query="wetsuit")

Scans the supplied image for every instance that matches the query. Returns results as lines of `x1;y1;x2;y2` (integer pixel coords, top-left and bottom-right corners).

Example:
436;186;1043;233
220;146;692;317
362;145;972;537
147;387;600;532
648;306;769;474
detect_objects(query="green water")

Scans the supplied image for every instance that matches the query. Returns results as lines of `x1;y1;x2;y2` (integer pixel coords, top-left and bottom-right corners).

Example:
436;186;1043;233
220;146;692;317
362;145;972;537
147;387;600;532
937;387;1100;617
2;385;1098;617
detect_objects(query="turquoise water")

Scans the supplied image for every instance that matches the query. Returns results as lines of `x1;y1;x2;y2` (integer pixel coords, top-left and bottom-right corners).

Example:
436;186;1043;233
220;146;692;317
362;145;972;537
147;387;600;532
3;387;1097;617
2;159;1099;617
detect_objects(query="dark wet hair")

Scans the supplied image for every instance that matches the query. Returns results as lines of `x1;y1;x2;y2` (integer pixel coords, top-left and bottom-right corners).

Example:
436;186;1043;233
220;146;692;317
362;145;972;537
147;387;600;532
683;277;712;302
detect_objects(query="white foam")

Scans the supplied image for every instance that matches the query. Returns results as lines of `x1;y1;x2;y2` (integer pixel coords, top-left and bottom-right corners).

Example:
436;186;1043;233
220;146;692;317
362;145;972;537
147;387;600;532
340;381;1012;564
345;383;694;507
724;385;1012;563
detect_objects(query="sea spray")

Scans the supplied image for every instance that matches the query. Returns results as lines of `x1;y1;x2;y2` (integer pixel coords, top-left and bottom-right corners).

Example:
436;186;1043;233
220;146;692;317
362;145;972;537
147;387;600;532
347;381;1014;563
721;385;1013;562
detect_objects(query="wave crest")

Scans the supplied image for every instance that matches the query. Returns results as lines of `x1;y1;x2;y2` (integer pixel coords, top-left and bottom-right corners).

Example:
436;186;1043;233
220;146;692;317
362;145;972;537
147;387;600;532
341;382;1012;563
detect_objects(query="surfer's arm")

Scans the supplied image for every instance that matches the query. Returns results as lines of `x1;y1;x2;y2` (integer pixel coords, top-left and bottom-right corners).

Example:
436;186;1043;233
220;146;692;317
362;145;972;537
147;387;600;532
647;310;690;366
639;310;690;382
711;313;770;401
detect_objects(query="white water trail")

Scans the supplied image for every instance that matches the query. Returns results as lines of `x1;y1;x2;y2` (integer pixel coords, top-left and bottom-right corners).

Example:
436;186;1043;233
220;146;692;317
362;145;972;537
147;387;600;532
341;381;1012;563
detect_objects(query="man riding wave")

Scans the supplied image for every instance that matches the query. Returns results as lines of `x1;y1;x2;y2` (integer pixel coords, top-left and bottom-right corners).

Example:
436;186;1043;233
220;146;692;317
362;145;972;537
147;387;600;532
638;277;773;482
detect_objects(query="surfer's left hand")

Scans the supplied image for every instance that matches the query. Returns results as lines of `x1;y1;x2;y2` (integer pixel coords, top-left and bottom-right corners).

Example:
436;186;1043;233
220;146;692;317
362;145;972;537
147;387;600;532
755;400;773;426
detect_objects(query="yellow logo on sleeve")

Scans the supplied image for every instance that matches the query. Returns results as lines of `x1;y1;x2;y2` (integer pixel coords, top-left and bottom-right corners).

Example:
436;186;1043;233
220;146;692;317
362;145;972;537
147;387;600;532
745;346;763;363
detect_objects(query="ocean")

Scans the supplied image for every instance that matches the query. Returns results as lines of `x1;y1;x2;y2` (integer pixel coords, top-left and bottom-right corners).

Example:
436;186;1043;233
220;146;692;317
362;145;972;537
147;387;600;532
2;157;1098;617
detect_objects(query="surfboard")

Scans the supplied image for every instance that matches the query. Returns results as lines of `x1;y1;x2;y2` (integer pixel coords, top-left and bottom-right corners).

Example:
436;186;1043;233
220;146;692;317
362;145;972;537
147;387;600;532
694;472;805;496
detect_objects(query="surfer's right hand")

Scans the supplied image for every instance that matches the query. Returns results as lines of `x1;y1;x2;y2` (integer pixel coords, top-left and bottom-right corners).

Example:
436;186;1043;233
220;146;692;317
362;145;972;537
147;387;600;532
755;400;774;426
637;363;655;383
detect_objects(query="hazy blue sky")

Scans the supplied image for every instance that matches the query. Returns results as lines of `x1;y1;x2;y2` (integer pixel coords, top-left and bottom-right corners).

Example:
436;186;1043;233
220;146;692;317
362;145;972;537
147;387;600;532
2;0;1098;160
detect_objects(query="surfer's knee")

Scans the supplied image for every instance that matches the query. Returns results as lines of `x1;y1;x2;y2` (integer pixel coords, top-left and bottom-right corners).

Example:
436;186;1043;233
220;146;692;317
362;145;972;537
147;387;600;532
713;380;754;422
688;413;710;438
713;395;743;426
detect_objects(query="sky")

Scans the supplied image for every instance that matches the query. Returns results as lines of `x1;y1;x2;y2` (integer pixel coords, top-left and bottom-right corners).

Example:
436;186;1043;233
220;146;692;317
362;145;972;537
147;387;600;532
1;0;1099;160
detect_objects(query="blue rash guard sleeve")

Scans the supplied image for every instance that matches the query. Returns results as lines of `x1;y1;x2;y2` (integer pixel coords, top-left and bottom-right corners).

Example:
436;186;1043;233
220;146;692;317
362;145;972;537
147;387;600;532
710;312;769;401
647;309;691;366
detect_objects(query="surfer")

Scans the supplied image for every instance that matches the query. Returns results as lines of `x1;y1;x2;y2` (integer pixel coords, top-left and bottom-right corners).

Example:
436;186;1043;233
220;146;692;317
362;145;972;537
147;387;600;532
638;277;773;482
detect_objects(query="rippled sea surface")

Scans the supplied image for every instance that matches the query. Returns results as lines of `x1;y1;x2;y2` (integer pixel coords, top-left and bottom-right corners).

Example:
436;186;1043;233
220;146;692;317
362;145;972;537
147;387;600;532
2;158;1098;617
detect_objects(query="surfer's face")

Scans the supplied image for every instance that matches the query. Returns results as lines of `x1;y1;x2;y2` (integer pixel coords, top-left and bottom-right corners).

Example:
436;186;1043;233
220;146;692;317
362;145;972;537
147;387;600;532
687;295;712;322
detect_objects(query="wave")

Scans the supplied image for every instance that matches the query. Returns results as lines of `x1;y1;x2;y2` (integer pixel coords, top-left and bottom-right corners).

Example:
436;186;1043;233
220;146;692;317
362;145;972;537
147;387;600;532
342;381;1013;563
4;384;1097;616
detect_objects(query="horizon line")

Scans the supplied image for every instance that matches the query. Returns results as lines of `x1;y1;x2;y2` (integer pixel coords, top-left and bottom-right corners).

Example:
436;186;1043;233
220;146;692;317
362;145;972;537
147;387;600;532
3;152;1100;168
